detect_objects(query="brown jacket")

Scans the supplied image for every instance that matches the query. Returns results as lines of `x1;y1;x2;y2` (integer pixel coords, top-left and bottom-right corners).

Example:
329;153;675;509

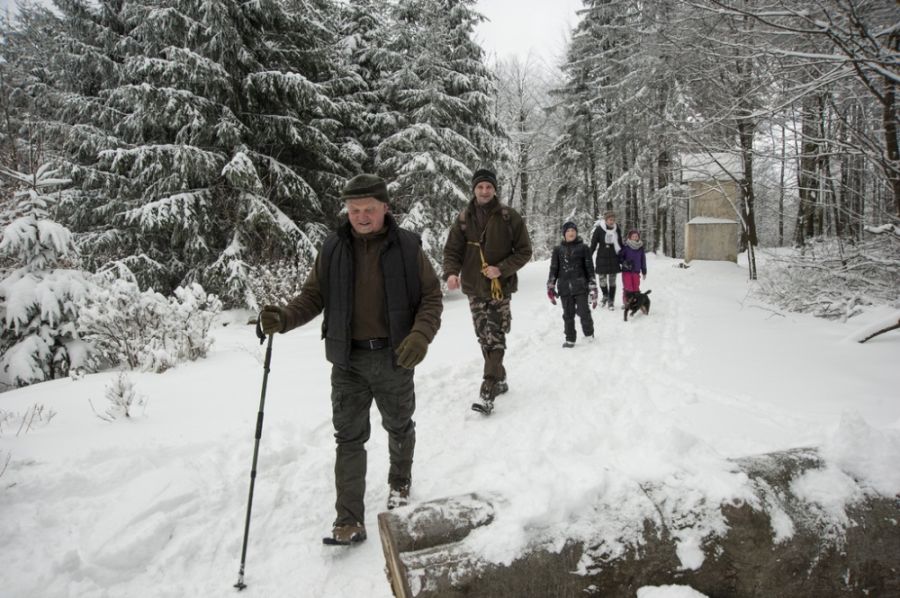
442;197;532;298
279;216;442;349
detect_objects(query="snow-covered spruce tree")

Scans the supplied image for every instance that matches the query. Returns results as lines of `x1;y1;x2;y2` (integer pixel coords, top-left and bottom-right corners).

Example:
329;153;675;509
374;0;507;265
550;0;614;222
336;0;393;172
22;0;361;307
0;163;90;388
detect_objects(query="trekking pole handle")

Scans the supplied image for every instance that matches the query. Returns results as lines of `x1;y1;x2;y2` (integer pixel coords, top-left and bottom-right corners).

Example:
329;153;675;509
255;317;266;345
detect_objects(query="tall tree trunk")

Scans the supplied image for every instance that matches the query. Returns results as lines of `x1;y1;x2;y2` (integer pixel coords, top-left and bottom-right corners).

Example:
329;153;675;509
795;95;822;246
669;201;676;258
655;150;670;254
737;116;758;249
882;71;900;217
587;116;600;218
518;140;530;214
779;121;786;246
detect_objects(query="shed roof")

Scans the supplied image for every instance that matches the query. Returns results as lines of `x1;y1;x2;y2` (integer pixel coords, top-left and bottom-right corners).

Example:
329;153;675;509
680;153;743;182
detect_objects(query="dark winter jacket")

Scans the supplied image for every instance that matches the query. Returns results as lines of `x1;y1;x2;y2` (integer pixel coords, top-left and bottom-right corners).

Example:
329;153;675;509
442;196;533;298
548;238;596;296
280;214;443;369
619;241;647;275
589;223;624;275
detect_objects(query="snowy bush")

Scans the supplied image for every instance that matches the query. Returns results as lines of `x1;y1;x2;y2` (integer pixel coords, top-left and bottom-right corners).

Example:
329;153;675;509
89;373;145;421
0;166;91;389
245;257;313;309
756;235;900;321
77;277;222;373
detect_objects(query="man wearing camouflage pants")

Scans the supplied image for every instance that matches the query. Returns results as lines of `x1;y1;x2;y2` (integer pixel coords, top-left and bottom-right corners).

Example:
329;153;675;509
259;174;442;545
442;168;532;414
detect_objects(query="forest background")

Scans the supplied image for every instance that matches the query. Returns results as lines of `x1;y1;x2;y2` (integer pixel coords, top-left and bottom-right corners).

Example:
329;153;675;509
1;0;898;389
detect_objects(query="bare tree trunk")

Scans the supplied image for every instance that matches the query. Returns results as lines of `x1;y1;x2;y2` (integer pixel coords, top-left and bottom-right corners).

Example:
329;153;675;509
795;96;822;246
654;150;670;254
585;116;600;218
882;70;900;217
779;120;786;246
670;201;677;257
737;115;758;249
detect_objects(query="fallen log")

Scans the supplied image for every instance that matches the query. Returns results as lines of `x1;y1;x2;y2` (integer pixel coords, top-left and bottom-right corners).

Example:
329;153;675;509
377;448;900;597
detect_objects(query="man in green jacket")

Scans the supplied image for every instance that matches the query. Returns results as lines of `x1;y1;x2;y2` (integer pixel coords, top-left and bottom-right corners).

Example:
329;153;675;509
259;174;443;545
442;168;533;414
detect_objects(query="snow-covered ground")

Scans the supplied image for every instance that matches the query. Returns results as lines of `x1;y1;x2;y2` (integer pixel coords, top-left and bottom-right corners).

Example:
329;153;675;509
1;253;898;598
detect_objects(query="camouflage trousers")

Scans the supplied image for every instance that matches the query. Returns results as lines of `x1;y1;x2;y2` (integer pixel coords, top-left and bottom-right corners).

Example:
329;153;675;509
468;296;511;381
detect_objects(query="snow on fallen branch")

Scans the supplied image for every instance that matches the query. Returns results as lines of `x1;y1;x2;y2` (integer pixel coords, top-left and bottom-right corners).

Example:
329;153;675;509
845;311;900;344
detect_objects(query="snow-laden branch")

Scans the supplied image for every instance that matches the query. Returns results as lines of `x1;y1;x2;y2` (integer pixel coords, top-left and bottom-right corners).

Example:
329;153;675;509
847;311;900;344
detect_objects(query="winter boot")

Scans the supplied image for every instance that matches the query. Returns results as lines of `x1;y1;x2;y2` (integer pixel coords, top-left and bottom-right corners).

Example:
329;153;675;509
608;287;617;311
494;378;509;396
471;396;494;415
387;480;410;510
563;340;575;348
324;522;367;546
600;287;609;308
472;379;497;414
479;378;498;400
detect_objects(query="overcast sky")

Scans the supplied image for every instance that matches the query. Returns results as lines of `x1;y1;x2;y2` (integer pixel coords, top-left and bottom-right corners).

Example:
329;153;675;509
474;0;582;65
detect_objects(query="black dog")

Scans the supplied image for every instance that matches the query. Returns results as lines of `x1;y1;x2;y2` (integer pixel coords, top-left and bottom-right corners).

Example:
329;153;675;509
623;290;651;322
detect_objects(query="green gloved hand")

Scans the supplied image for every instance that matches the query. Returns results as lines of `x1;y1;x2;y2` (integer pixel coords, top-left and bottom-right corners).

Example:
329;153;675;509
259;305;286;335
395;331;429;369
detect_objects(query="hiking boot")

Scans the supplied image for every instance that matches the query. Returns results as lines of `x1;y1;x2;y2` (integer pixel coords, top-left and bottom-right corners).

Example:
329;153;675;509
479;379;498;401
387;481;410;510
326;522;367;545
471;397;494;415
473;379;499;414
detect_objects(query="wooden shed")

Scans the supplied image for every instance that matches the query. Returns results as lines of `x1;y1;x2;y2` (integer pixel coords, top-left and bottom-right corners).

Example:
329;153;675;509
681;153;741;263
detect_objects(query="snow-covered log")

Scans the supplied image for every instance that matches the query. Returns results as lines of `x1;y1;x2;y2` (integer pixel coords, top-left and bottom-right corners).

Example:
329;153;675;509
377;449;900;597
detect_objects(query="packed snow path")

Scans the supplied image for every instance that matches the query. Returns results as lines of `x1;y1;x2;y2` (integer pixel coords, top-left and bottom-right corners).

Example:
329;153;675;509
1;255;898;597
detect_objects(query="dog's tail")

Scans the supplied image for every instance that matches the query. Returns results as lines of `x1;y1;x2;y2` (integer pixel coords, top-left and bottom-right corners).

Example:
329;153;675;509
644;290;651;295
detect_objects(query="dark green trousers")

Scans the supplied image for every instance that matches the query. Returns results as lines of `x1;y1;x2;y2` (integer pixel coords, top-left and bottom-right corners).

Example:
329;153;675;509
330;347;416;526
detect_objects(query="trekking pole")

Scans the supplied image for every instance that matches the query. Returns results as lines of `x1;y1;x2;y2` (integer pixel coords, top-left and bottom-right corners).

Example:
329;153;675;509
234;320;273;591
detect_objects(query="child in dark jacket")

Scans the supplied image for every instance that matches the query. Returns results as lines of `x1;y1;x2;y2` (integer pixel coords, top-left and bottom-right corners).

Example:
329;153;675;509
548;221;597;348
619;229;647;304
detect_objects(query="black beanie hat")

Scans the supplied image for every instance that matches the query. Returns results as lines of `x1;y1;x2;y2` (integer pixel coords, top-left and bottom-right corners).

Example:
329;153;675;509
471;168;498;191
561;221;577;235
341;174;389;203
